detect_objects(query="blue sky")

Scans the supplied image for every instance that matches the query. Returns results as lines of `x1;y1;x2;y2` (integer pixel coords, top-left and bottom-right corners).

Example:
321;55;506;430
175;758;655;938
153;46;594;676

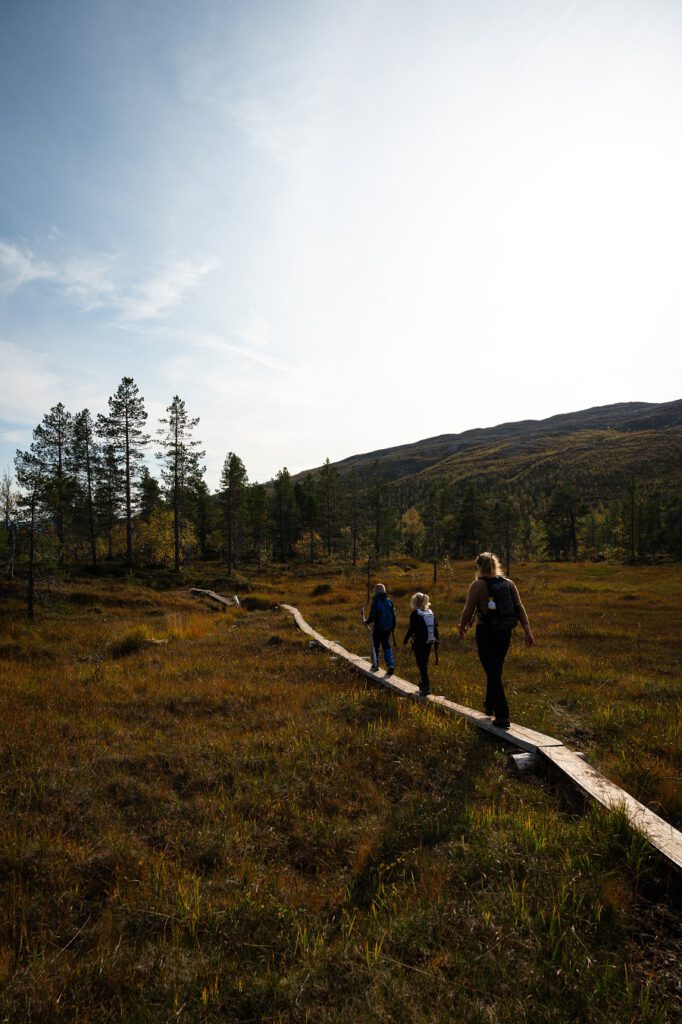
2;0;681;486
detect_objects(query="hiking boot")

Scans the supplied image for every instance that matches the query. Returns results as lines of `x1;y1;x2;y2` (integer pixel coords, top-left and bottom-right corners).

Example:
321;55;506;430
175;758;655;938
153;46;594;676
370;663;379;672
418;688;430;698
386;667;395;677
492;718;511;729
484;706;494;716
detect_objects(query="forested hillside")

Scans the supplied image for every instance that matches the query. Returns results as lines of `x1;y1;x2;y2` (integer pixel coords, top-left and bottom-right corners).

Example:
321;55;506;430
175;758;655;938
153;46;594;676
2;386;681;591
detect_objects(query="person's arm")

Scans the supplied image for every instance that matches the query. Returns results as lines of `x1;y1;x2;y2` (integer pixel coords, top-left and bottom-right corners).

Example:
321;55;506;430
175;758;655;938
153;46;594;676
510;580;534;646
433;615;440;644
457;581;480;639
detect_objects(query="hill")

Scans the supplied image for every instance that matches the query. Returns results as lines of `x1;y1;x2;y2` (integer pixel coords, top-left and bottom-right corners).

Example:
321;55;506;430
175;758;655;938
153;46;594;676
295;399;682;496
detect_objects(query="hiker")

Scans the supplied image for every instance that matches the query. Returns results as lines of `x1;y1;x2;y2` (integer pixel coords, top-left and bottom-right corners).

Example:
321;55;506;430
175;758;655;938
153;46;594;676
403;592;439;697
363;583;396;676
457;551;534;729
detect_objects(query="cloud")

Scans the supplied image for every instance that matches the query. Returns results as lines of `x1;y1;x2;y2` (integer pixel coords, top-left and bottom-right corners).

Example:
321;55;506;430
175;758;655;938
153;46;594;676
112;260;215;324
0;340;62;423
0;241;56;295
62;255;118;311
0;239;213;322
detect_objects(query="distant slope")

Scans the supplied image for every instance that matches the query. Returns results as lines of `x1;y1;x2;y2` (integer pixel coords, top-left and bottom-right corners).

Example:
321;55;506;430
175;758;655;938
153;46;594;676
294;399;682;498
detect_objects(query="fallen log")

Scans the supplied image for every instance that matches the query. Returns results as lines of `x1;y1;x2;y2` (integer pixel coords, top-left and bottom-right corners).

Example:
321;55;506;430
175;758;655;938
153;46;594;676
190;588;240;608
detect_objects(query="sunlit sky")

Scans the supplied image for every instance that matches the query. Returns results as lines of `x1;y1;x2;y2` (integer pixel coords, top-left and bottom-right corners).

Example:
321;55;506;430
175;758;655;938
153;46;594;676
1;0;681;486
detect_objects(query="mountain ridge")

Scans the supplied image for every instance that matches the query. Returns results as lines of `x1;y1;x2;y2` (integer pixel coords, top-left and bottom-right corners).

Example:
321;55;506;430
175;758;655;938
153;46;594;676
293;399;682;492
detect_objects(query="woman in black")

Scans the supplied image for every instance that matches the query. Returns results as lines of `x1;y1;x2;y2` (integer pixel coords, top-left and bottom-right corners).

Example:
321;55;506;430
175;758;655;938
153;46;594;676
457;552;534;728
403;592;439;697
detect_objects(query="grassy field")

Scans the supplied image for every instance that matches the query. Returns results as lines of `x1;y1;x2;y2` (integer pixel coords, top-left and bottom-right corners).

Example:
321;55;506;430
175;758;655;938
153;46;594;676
0;560;680;1023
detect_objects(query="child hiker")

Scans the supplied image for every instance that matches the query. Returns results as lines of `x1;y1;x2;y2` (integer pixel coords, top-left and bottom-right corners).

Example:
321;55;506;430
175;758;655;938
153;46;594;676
363;583;397;676
403;592;439;696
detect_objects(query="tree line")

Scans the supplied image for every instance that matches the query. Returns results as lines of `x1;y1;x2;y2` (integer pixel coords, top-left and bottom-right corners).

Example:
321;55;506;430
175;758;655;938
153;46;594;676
2;377;681;613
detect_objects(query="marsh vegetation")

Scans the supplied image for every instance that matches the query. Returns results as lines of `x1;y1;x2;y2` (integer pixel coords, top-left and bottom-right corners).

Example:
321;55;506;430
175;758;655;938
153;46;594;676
0;560;680;1022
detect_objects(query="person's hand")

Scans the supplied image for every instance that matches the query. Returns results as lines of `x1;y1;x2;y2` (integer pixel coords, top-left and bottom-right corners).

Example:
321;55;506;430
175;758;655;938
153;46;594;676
457;624;466;640
524;628;534;647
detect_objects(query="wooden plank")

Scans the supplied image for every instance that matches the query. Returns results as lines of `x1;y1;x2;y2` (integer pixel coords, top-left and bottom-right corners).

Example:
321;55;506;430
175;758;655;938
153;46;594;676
281;603;682;872
190;588;239;607
542;746;682;871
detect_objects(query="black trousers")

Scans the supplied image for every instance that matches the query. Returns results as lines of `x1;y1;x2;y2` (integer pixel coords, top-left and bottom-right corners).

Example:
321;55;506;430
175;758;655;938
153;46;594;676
475;625;511;720
413;642;431;692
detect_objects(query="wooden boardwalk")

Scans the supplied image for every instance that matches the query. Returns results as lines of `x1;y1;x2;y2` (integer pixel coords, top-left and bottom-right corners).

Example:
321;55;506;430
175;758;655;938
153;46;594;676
281;603;682;872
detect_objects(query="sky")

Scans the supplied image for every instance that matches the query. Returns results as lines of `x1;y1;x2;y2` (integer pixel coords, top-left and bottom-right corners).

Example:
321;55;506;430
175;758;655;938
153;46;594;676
1;0;681;487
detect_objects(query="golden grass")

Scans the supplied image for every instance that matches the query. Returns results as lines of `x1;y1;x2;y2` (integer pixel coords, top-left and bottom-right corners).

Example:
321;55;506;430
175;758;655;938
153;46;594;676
0;562;680;1023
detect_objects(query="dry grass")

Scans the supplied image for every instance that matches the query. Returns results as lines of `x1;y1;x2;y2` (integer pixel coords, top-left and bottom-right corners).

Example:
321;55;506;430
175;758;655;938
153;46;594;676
0;562;680;1023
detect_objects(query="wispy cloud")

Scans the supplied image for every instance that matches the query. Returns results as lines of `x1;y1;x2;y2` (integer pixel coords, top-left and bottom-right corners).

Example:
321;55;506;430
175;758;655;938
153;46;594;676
0;241;56;295
0;239;213;322
114;260;214;324
62;255;118;311
193;330;288;372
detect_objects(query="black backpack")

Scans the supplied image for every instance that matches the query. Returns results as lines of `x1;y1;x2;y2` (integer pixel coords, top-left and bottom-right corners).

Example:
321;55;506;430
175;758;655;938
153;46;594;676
483;577;519;631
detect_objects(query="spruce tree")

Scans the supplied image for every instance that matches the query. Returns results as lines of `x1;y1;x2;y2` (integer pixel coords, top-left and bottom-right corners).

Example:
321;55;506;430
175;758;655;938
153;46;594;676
97;378;150;567
156;396;205;572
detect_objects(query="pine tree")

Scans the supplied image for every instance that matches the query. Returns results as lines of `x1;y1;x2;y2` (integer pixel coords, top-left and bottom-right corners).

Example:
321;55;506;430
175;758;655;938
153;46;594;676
219;452;248;575
345;469;362;566
271;468;297;563
157;396;205;571
69;409;100;570
318;458;341;556
28;403;73;565
1;470;17;579
247;483;269;573
97;378;150;567
295;475;318;562
137;467;163;521
14;450;45;619
95;444;125;560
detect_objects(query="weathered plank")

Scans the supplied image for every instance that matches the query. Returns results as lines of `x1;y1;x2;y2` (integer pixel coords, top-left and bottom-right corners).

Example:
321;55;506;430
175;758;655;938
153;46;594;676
190;588;240;607
281;602;682;872
542;745;682;870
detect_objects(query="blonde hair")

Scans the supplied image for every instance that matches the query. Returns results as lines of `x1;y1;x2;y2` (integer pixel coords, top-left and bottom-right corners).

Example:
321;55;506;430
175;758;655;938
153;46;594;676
374;583;386;594
410;592;431;611
475;552;502;577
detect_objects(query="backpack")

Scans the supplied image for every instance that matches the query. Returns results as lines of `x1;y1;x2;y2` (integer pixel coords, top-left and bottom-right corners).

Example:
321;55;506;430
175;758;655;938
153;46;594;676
483;577;519;631
373;595;396;632
416;609;437;644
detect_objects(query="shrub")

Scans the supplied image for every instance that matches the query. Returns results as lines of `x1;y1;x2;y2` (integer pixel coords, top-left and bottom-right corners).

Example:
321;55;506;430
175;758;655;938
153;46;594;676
241;595;277;611
108;625;150;659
